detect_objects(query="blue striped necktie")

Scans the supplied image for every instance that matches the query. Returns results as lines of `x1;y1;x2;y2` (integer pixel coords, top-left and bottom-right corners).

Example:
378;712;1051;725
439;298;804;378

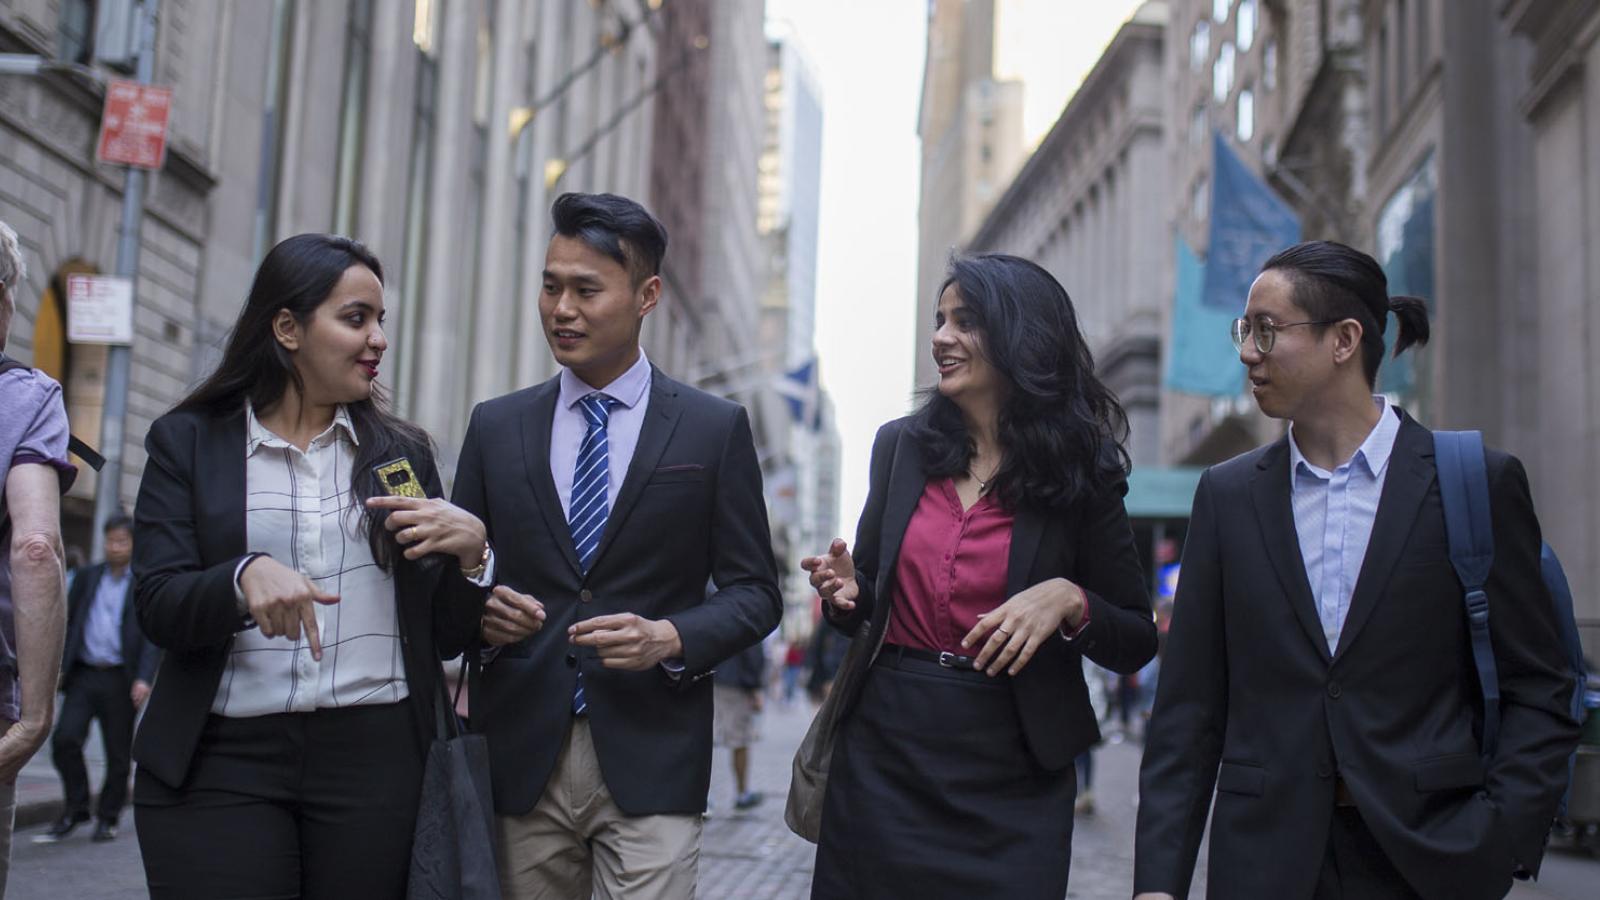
569;393;618;716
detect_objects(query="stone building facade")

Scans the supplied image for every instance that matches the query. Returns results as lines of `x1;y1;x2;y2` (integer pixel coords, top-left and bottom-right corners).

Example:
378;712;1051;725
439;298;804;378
0;0;779;558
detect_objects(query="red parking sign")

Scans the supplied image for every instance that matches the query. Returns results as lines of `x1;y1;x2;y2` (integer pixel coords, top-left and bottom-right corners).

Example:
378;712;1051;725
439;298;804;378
96;80;172;170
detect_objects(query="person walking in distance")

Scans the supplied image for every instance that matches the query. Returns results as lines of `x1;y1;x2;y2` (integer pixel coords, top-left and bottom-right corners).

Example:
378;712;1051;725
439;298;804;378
714;640;769;812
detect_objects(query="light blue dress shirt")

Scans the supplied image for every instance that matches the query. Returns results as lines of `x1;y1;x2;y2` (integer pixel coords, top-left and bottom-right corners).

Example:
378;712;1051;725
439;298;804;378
81;567;132;667
1287;398;1402;654
550;351;653;518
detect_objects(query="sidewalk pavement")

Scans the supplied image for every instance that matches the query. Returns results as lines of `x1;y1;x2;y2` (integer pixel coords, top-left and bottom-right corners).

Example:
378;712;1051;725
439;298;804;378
6;696;1597;898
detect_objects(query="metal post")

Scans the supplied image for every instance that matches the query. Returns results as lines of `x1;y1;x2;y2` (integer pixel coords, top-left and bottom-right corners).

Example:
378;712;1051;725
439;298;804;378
91;0;160;561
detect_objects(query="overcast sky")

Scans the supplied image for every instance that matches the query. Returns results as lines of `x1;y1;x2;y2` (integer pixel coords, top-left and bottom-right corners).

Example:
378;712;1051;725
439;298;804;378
763;0;1147;544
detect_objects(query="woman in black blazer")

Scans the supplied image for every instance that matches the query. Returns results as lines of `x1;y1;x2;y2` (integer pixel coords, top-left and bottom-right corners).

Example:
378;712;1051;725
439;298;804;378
130;235;494;898
802;253;1158;899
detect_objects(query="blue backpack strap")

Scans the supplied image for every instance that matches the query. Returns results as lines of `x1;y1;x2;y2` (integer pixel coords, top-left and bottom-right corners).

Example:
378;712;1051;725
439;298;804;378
1433;430;1501;760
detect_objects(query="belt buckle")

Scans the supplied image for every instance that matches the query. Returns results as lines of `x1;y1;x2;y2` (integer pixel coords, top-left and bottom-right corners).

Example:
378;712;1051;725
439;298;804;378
938;651;957;668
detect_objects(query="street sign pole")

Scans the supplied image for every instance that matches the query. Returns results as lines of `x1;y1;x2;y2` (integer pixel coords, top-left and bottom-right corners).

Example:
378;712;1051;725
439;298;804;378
91;0;160;561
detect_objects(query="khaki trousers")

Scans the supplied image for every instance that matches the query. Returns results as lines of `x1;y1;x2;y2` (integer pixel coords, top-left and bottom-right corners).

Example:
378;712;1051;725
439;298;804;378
496;718;702;900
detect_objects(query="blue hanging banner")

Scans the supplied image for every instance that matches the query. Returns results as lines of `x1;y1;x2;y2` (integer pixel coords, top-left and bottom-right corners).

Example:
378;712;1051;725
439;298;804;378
1200;131;1301;312
1165;235;1244;396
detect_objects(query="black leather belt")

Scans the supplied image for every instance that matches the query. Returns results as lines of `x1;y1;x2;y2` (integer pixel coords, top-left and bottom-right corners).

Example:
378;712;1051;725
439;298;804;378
874;644;1010;684
881;644;978;670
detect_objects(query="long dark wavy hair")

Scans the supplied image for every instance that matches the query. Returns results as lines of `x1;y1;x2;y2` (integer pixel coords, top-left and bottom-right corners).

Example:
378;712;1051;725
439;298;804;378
179;234;431;572
908;253;1131;512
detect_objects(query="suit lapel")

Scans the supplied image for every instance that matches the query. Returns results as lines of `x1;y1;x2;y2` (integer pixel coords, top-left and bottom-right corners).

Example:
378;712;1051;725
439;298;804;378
588;370;683;572
1006;507;1046;599
1250;438;1331;664
1332;414;1434;663
520;380;583;578
872;432;926;604
210;409;248;562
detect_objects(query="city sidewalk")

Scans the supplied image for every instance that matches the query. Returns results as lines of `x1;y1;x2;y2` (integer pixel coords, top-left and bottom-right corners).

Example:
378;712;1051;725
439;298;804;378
6;695;1597;898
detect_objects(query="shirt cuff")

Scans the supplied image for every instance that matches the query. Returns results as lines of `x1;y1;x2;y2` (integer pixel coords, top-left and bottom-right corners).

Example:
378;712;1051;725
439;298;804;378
1059;599;1092;641
463;545;496;587
660;658;686;681
233;553;268;621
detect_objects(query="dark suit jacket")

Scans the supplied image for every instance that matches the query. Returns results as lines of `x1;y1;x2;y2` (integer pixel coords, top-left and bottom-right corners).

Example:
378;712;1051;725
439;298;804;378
454;367;782;817
130;406;485;791
825;416;1158;771
1134;412;1580;900
62;562;159;685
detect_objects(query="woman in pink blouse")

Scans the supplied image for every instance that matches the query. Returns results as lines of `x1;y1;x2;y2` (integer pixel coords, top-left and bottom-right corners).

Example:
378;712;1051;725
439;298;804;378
802;253;1158;899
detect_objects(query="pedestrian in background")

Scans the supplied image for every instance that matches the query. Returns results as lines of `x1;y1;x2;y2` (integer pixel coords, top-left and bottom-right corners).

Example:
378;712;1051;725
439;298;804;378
782;638;805;706
802;253;1157;899
130;234;492;899
1134;241;1580;899
35;513;157;844
714;640;769;812
0;217;73;897
804;617;848;704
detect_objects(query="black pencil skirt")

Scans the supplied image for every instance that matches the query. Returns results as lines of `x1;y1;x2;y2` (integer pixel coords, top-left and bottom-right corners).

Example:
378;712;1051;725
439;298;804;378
811;650;1076;899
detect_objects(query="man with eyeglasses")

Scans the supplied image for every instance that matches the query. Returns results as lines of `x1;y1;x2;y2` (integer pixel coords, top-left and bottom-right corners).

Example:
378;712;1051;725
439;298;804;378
1133;241;1578;900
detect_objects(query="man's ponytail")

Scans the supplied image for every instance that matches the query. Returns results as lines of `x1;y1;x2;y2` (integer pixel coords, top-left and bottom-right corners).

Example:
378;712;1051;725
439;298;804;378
1388;295;1430;357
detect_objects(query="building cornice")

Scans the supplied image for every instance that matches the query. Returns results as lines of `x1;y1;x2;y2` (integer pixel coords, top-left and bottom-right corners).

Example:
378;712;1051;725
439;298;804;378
964;18;1163;250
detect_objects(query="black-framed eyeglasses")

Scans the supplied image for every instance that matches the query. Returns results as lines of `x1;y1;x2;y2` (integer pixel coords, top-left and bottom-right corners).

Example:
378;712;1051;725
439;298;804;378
1229;316;1342;354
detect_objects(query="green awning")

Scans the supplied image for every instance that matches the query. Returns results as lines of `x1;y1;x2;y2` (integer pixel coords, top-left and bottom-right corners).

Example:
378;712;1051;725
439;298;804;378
1125;466;1205;520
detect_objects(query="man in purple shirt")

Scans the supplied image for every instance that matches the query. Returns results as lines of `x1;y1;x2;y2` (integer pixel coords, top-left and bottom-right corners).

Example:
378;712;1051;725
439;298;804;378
0;218;72;894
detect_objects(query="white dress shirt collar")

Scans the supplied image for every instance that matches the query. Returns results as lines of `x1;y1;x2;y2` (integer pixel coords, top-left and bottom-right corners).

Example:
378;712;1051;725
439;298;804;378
245;400;359;457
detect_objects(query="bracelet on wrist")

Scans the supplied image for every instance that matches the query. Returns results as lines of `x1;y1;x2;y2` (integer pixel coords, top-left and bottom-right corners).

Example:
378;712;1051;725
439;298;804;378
459;541;490;580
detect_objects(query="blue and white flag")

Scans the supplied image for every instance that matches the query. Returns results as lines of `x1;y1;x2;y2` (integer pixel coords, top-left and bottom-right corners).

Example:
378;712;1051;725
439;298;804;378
775;358;821;431
1165;235;1244;396
1201;131;1300;311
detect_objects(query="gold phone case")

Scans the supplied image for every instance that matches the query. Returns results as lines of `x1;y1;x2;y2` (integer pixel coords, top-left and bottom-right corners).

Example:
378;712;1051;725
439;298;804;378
374;458;426;499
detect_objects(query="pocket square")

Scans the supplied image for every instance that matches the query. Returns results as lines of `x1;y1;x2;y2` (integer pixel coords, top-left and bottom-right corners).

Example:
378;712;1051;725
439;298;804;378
653;463;705;473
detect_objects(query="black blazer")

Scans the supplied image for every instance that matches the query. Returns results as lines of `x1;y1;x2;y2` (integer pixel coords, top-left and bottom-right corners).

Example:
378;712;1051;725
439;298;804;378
130;406;485;791
62;563;159;684
454;368;782;817
1134;412;1580;900
826;416;1158;771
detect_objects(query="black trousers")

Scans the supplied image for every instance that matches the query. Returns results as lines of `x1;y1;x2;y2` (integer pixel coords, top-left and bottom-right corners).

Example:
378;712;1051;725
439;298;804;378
134;702;424;900
1312;807;1424;900
51;665;135;822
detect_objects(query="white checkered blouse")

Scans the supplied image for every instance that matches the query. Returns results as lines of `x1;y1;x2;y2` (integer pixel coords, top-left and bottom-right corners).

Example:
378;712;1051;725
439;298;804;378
212;404;406;716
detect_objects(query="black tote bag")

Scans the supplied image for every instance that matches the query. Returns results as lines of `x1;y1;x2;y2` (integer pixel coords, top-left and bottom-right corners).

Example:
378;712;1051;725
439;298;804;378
408;657;501;900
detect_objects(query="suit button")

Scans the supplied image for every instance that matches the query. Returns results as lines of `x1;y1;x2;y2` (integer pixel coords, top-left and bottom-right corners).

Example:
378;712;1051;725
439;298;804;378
1327;682;1342;699
565;652;577;667
580;589;593;604
1316;764;1333;779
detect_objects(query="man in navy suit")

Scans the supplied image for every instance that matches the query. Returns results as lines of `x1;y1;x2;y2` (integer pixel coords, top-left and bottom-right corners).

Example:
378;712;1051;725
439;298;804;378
1134;242;1579;899
454;192;782;898
38;513;157;844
